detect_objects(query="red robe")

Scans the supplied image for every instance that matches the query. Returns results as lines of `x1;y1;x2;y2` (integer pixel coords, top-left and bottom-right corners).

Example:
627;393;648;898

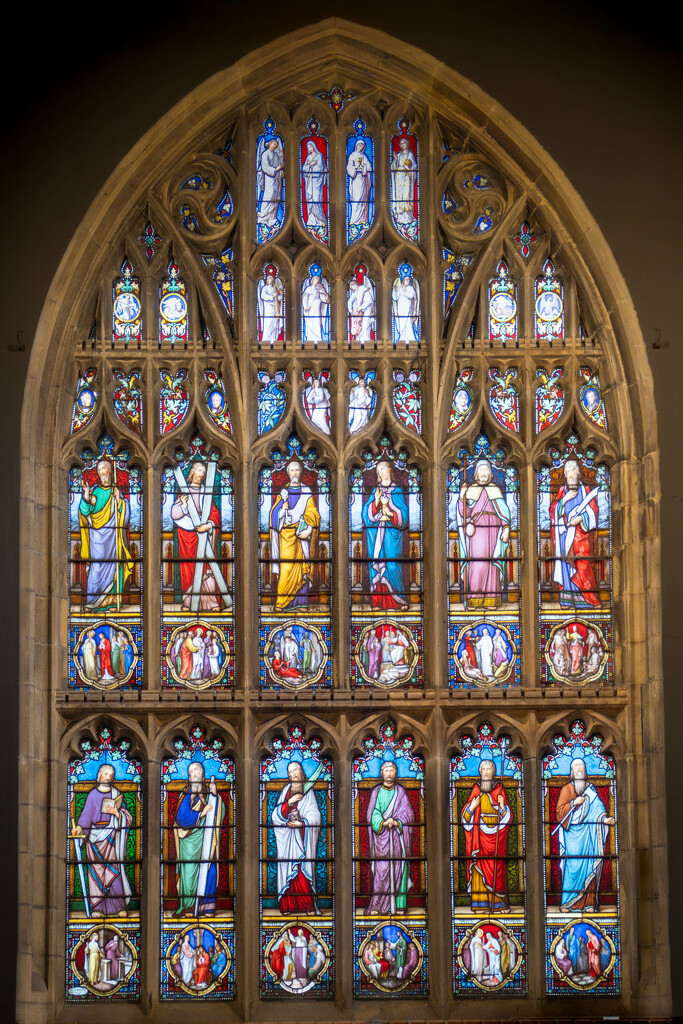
462;782;511;903
549;485;601;607
193;950;212;986
176;499;221;596
98;635;113;677
277;794;317;914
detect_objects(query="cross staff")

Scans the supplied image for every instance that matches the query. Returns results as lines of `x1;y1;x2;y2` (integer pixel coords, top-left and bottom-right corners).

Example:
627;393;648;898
172;462;230;612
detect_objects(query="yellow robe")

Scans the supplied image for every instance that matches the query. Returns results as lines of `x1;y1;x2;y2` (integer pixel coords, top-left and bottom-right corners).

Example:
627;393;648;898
274;495;320;611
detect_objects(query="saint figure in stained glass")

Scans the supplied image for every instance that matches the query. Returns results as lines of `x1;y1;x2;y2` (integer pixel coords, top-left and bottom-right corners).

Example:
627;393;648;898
67;728;141;1001
348;264;376;345
390;118;419;240
269;460;320;611
260;726;334;998
301;264;331;345
542;722;619;995
302;370;331;434
391;263;420;345
348;370;376;433
256;118;285;244
451;725;526;995
257;263;285;345
161;726;235;999
549;458;601;609
78;458;134;611
352;722;427;998
300;120;329;244
346;119;374;242
454;458;511;609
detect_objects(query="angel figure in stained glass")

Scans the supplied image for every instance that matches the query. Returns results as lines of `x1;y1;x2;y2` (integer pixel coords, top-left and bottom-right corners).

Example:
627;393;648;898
392;264;420;344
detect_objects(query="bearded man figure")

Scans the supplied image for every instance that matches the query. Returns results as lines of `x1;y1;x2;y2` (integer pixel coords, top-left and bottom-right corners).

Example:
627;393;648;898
555;757;614;911
173;762;225;917
462;759;511;913
271;759;321;914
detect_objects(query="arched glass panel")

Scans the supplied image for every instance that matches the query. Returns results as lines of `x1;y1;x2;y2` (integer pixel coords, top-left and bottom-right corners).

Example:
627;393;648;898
352;721;427;997
161;726;236;999
450;724;526;995
67;726;142;1001
69;436;143;690
259;438;332;690
259;725;334;998
542;721;620;995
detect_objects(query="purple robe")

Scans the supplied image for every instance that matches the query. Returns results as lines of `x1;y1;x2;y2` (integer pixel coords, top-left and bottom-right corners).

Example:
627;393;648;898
76;785;132;916
365;782;415;915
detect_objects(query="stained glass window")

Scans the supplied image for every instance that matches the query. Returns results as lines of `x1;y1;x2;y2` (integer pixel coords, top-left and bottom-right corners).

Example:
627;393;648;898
392;368;421;432
542;721;620;995
256;118;285;244
300;119;329;245
203;370;232;434
390;117;419;240
161;725;235;1000
201;248;234;319
302;370;332;434
579;367;608;429
352;722;427;997
159;260;189;346
444;248;474;318
488;367;519;432
349;440;422;689
535;259;564;342
257;370;286;434
161;437;234;689
71;368;98;433
347;263;376;346
449;367;474;432
159;369;189;434
538;434;612;686
67;726;142;1001
69;436;143;690
451;724;526;995
260;725;334;998
301;264;331;346
348;370;376;433
257;263;285;347
447;435;521;689
536;367;564;434
113;369;143;433
113;258;142;345
346;118;374;243
488;259;517;343
259;438;332;690
391;262;420;347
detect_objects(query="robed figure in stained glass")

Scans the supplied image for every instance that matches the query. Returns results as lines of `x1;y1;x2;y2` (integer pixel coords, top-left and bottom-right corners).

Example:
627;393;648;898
362;460;409;610
555;757;614;912
173;761;226;917
461;759;511;913
79;459;134;610
270;459;320;611
365;759;415;915
271;756;322;914
550;459;601;608
455;458;511;608
71;763;133;917
171;460;229;611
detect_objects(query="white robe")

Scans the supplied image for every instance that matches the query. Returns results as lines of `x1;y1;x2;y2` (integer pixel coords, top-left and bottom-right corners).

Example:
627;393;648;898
347;145;373;225
257;144;284;227
271;783;321;902
301;280;330;342
392;281;419;342
348;383;373;432
303;383;331;434
257;278;284;344
302;146;327;227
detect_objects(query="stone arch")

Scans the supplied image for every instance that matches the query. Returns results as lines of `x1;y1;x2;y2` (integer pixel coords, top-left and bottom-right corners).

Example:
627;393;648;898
18;18;666;1022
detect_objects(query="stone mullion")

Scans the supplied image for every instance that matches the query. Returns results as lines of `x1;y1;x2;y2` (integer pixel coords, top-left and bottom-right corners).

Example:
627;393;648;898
143;715;160;1015
426;709;449;1015
335;718;352;1012
524;733;545;1004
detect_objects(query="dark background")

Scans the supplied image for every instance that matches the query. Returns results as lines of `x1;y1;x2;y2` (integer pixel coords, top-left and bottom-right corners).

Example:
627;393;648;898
1;1;681;1016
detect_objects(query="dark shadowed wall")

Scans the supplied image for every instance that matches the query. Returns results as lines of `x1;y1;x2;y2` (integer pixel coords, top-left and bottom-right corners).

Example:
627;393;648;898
1;1;680;1015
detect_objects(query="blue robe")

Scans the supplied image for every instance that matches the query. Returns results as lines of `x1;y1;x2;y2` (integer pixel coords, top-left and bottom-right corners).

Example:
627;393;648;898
361;482;409;608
